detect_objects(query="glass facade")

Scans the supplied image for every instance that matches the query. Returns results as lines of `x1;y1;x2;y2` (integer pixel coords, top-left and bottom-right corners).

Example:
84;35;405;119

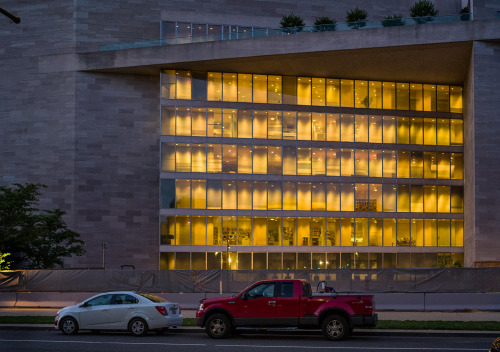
160;70;464;270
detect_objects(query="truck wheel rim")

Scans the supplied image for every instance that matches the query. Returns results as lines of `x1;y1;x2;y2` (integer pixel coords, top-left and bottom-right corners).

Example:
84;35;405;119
209;318;225;335
132;320;145;335
326;320;343;337
63;320;75;333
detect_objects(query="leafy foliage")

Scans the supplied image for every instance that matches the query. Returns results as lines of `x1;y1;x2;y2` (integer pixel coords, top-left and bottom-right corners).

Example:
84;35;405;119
382;14;405;27
0;183;85;269
409;0;439;17
313;16;336;31
346;7;368;28
280;13;305;29
0;252;12;270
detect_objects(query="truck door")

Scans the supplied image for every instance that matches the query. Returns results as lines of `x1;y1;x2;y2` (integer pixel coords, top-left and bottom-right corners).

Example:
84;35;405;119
235;282;277;326
274;281;300;326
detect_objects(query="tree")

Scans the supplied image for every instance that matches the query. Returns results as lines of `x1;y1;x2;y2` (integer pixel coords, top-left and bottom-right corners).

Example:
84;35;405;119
280;13;305;33
346;7;368;29
0;183;85;269
313;16;336;32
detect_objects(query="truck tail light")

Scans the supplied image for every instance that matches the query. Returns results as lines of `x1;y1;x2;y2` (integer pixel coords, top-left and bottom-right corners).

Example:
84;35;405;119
155;306;168;316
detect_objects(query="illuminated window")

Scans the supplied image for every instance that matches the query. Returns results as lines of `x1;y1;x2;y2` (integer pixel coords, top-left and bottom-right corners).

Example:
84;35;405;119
237;181;252;209
253;110;267;139
355;218;369;246
327;218;340;246
283;146;297;175
297;112;312;140
253;75;267;103
410;185;423;212
222;73;237;102
192;216;206;245
268;111;282;139
312;148;325;175
383;82;396;109
437;119;450;145
340;218;354;246
383;219;396;246
397;117;410;144
176;143;191;172
253;146;268;174
410;117;423;144
237;145;252;174
312;218;326;246
326;148;340;176
297;77;311;105
237;110;252;138
207;108;222;137
369;150;382;177
410;83;423;111
369;115;382;143
192;180;206;209
424;118;436;145
326;79;340;107
383;150;396;178
451;153;463;179
161;106;175;135
176;179;190;209
424;186;437;212
383;184;397;212
312;113;325;141
326;183;340;211
297;147;311;175
253;217;267;245
283;111;297;140
396;83;409;110
355;115;368;142
268;75;282;104
341;80;354;107
207;144;222;173
207;180;222;209
341;183;354;211
176;216;191;245
450;86;463;113
297;182;311;211
397;151;410;178
283;182;297;210
192;108;207;136
312;183;325;211
253;181;267;210
192;144;206;172
237;217;251;245
369;81;382;109
207;72;222;101
450;119;463;146
222;180;237;209
222;109;237;137
238;73;252;102
437;85;450;112
176;71;191;100
222;144;237;173
424;219;437;246
341;114;354;142
298;217;311;246
268;218;282;246
268;146;282;174
355;80;369;108
397;185;410;212
369;218;382;246
283;217;296;246
370;184;382;212
312;78;325;106
437;186;450;213
268;181;282;210
411;151;423;178
423;84;436;111
341;149;354;176
382;116;396;143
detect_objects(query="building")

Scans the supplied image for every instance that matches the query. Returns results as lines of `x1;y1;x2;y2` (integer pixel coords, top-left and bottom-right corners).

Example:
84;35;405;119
1;0;499;270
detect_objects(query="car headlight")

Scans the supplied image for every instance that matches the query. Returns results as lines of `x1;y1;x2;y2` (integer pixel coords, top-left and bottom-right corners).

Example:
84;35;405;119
198;303;204;311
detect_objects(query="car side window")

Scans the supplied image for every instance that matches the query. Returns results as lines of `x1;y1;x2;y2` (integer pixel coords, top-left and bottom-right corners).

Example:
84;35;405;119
247;283;275;299
87;294;113;306
279;282;294;297
113;294;138;305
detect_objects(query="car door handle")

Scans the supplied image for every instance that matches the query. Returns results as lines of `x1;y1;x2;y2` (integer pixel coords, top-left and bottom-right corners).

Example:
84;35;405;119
268;301;276;306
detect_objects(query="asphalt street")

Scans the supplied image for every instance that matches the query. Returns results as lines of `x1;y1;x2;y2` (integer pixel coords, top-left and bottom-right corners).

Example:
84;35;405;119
0;328;497;352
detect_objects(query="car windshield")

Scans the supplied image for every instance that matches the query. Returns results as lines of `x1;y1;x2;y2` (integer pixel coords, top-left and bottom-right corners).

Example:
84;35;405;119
137;293;168;303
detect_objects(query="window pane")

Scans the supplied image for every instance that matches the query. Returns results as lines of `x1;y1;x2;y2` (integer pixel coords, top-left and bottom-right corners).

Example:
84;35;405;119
238;217;252;245
207;72;222;101
397;184;410;212
253;75;267;103
410;117;423;144
370;183;382;212
283;182;297;210
355;115;368;142
451;186;464;213
161;70;175;99
412;219;424;246
410;83;423;111
222;73;237;101
312;182;325;211
369;81;382;109
268;75;282;104
192;108;207;136
312;113;325;141
396;83;409;110
176;216;191;245
297;182;311;211
297;147;311;175
207;108;222;137
327;113;340;141
424;152;437;178
253;217;267;246
283;111;297;140
423;84;436;111
238;181;252;210
383;82;396;109
397;117;409;144
369;115;382;143
326;183;340;211
355;183;368;211
383;184;397;212
297;112;312;140
424;219;437;246
355;149;368;176
222;109;237;137
268;146;282;174
437;152;450;179
268;218;282;246
341;149;354;176
383;150;396;178
341;79;354;107
340;114;354;142
192;180;206;209
297;77;311;105
382;116;397;143
176;143;191;172
437;85;450;112
355;218;369;246
192;216;206;245
207;180;222;209
207;144;221;172
283;146;297;175
238;110;252;138
253;181;267;210
341;218;354;246
298;217;311;246
312;148;325;175
369;150;383;177
411;151;423;178
283;76;297;105
238;73;252;102
383;219;396;246
438;219;451;246
253;110;267;139
253;146;268;174
411;185;423;212
161;106;175;135
326;79;340;107
223;144;237;173
437;119;450;145
396;219;411;246
283;217;296;246
450;86;463;113
450;119;463;146
238;145;252;174
355;80;369;108
312;78;326;106
341;183;354;211
424;118;436;145
397;151;410;178
176;71;192;100
161;142;175;172
327;219;340;246
207;216;222;246
327;148;340;176
451;219;464;246
223;181;237;209
369;218;383;246
268;181;282;210
424;185;437;212
437;185;450;213
451;153;463;179
268;110;283;139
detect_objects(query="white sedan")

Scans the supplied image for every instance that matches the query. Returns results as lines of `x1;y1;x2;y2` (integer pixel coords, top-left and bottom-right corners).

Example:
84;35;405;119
55;291;183;336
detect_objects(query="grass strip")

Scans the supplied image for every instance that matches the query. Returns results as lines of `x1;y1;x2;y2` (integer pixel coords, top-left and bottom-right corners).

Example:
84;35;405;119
1;317;499;331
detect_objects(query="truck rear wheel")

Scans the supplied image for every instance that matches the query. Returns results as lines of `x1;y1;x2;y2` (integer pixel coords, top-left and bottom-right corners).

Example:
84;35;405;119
205;313;231;339
322;314;348;341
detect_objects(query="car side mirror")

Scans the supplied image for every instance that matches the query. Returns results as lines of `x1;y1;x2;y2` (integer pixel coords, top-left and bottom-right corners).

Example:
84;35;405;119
241;292;249;300
80;302;89;308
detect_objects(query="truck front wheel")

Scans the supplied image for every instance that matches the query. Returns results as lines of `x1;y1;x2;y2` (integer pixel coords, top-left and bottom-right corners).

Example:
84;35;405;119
205;313;231;339
322;314;348;341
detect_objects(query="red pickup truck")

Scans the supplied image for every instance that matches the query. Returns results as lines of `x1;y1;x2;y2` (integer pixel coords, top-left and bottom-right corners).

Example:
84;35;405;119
196;279;377;340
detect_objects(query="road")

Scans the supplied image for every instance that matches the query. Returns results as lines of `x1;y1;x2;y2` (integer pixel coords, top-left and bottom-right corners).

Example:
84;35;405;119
0;328;496;352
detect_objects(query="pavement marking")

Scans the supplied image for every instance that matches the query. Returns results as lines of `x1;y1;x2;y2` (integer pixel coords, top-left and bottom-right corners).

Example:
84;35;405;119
0;339;206;346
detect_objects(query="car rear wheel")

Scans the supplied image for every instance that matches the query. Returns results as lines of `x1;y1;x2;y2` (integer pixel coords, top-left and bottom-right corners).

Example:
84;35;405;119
322;314;348;341
129;317;149;337
205;313;231;339
60;317;79;335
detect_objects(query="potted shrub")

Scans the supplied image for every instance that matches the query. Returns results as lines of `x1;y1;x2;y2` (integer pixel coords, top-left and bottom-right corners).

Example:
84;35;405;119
280;13;305;34
459;5;470;21
409;0;439;24
313;16;336;32
382;14;405;27
346;7;368;29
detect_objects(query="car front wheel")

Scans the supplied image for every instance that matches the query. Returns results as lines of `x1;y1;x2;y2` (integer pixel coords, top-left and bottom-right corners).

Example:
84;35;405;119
129;317;149;337
322;314;348;341
60;317;79;335
205;313;231;339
